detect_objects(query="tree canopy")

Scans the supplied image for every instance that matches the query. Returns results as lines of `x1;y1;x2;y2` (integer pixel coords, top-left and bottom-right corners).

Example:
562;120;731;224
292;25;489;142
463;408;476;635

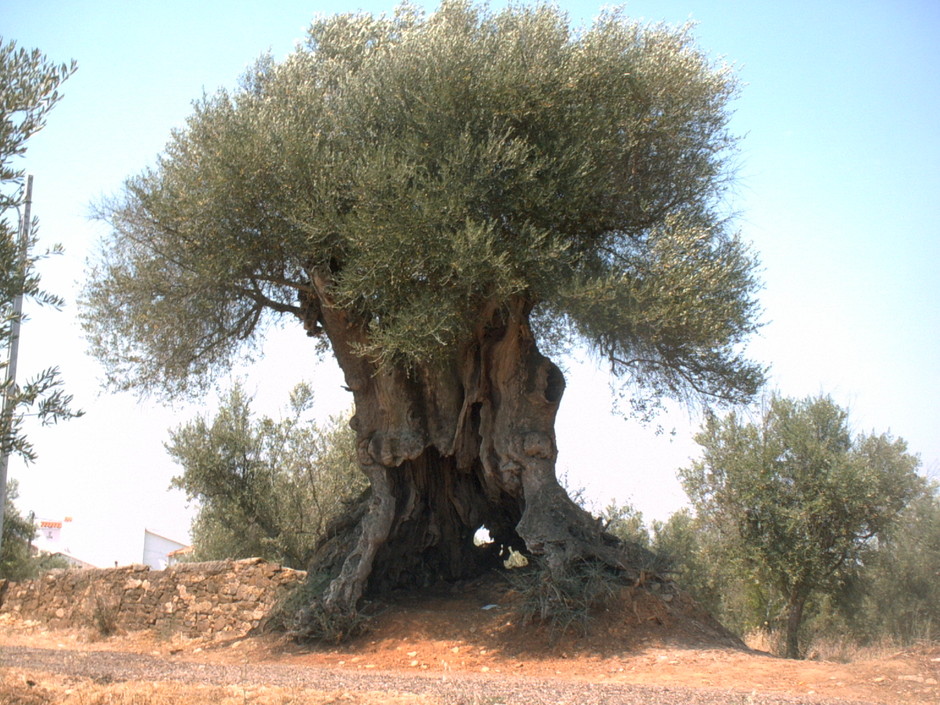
84;1;761;409
681;394;923;658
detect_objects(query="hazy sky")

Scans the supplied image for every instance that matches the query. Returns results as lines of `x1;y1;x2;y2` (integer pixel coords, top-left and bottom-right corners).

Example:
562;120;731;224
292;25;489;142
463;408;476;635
4;0;938;567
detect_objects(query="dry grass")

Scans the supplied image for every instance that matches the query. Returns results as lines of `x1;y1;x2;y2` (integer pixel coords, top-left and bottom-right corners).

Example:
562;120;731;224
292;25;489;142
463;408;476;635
743;628;931;663
0;670;439;705
803;633;940;664
508;557;624;641
89;592;119;639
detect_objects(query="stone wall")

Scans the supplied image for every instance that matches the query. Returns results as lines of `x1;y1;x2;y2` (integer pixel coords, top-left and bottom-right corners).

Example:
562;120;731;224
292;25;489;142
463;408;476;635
0;557;306;639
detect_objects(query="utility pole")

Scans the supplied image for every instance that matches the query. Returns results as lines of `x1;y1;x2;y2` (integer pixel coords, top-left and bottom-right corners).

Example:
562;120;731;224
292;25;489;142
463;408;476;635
0;174;33;555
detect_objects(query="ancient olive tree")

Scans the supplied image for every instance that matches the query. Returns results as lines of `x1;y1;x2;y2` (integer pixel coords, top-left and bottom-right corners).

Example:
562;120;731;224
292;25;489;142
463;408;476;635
681;395;923;658
82;2;762;632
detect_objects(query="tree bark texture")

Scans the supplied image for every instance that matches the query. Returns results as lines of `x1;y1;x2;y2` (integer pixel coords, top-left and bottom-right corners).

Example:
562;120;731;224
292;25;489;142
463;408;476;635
301;275;640;622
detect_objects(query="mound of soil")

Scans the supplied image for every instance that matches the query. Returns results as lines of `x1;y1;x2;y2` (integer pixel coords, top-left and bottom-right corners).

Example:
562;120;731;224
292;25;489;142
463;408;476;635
353;574;743;660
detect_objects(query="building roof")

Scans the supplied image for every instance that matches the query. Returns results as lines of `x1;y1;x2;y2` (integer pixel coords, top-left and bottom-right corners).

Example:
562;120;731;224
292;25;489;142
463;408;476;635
143;528;188;548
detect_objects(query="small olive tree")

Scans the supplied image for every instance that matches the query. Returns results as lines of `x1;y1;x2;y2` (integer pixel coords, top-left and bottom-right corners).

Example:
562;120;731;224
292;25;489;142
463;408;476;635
681;394;923;658
168;383;365;569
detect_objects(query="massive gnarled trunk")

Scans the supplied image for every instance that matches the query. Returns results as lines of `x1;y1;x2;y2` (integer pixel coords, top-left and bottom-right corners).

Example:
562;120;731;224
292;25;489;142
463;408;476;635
299;273;638;628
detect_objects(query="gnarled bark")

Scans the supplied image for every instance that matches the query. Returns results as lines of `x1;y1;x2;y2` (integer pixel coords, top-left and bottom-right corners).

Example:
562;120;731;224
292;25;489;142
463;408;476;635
298;277;647;633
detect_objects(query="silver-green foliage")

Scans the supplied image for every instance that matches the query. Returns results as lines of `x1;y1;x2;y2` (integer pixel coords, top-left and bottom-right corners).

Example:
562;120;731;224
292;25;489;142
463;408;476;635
856;486;940;642
84;1;762;412
650;506;782;638
167;383;365;569
600;500;651;549
681;394;923;657
0;38;80;461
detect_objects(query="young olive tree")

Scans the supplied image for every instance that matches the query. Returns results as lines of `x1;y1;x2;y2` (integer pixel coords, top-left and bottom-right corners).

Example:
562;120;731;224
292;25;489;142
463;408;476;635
681;394;923;658
168;383;364;569
82;2;762;633
0;39;79;555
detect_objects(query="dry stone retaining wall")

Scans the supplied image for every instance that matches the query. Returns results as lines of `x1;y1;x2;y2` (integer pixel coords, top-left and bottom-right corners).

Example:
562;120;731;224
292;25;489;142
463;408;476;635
0;557;305;639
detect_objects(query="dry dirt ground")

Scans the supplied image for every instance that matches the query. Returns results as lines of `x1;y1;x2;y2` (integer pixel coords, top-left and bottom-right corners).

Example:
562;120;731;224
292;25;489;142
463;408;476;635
1;578;938;704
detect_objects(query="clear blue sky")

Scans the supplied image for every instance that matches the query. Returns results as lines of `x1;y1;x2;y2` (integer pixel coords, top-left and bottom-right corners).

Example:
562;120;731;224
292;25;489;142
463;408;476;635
4;0;939;567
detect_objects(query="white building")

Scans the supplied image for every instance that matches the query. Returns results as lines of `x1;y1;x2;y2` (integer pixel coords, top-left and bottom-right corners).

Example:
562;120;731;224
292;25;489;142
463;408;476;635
30;516;97;568
142;529;190;570
37;519;63;543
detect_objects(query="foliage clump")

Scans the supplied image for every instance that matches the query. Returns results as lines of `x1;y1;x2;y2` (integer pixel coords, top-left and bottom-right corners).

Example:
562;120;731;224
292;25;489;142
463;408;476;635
288;595;374;644
510;529;669;641
675;394;923;658
90;590;119;638
83;1;762;412
855;488;940;643
168;383;365;569
267;569;371;642
509;556;622;640
0;480;68;580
